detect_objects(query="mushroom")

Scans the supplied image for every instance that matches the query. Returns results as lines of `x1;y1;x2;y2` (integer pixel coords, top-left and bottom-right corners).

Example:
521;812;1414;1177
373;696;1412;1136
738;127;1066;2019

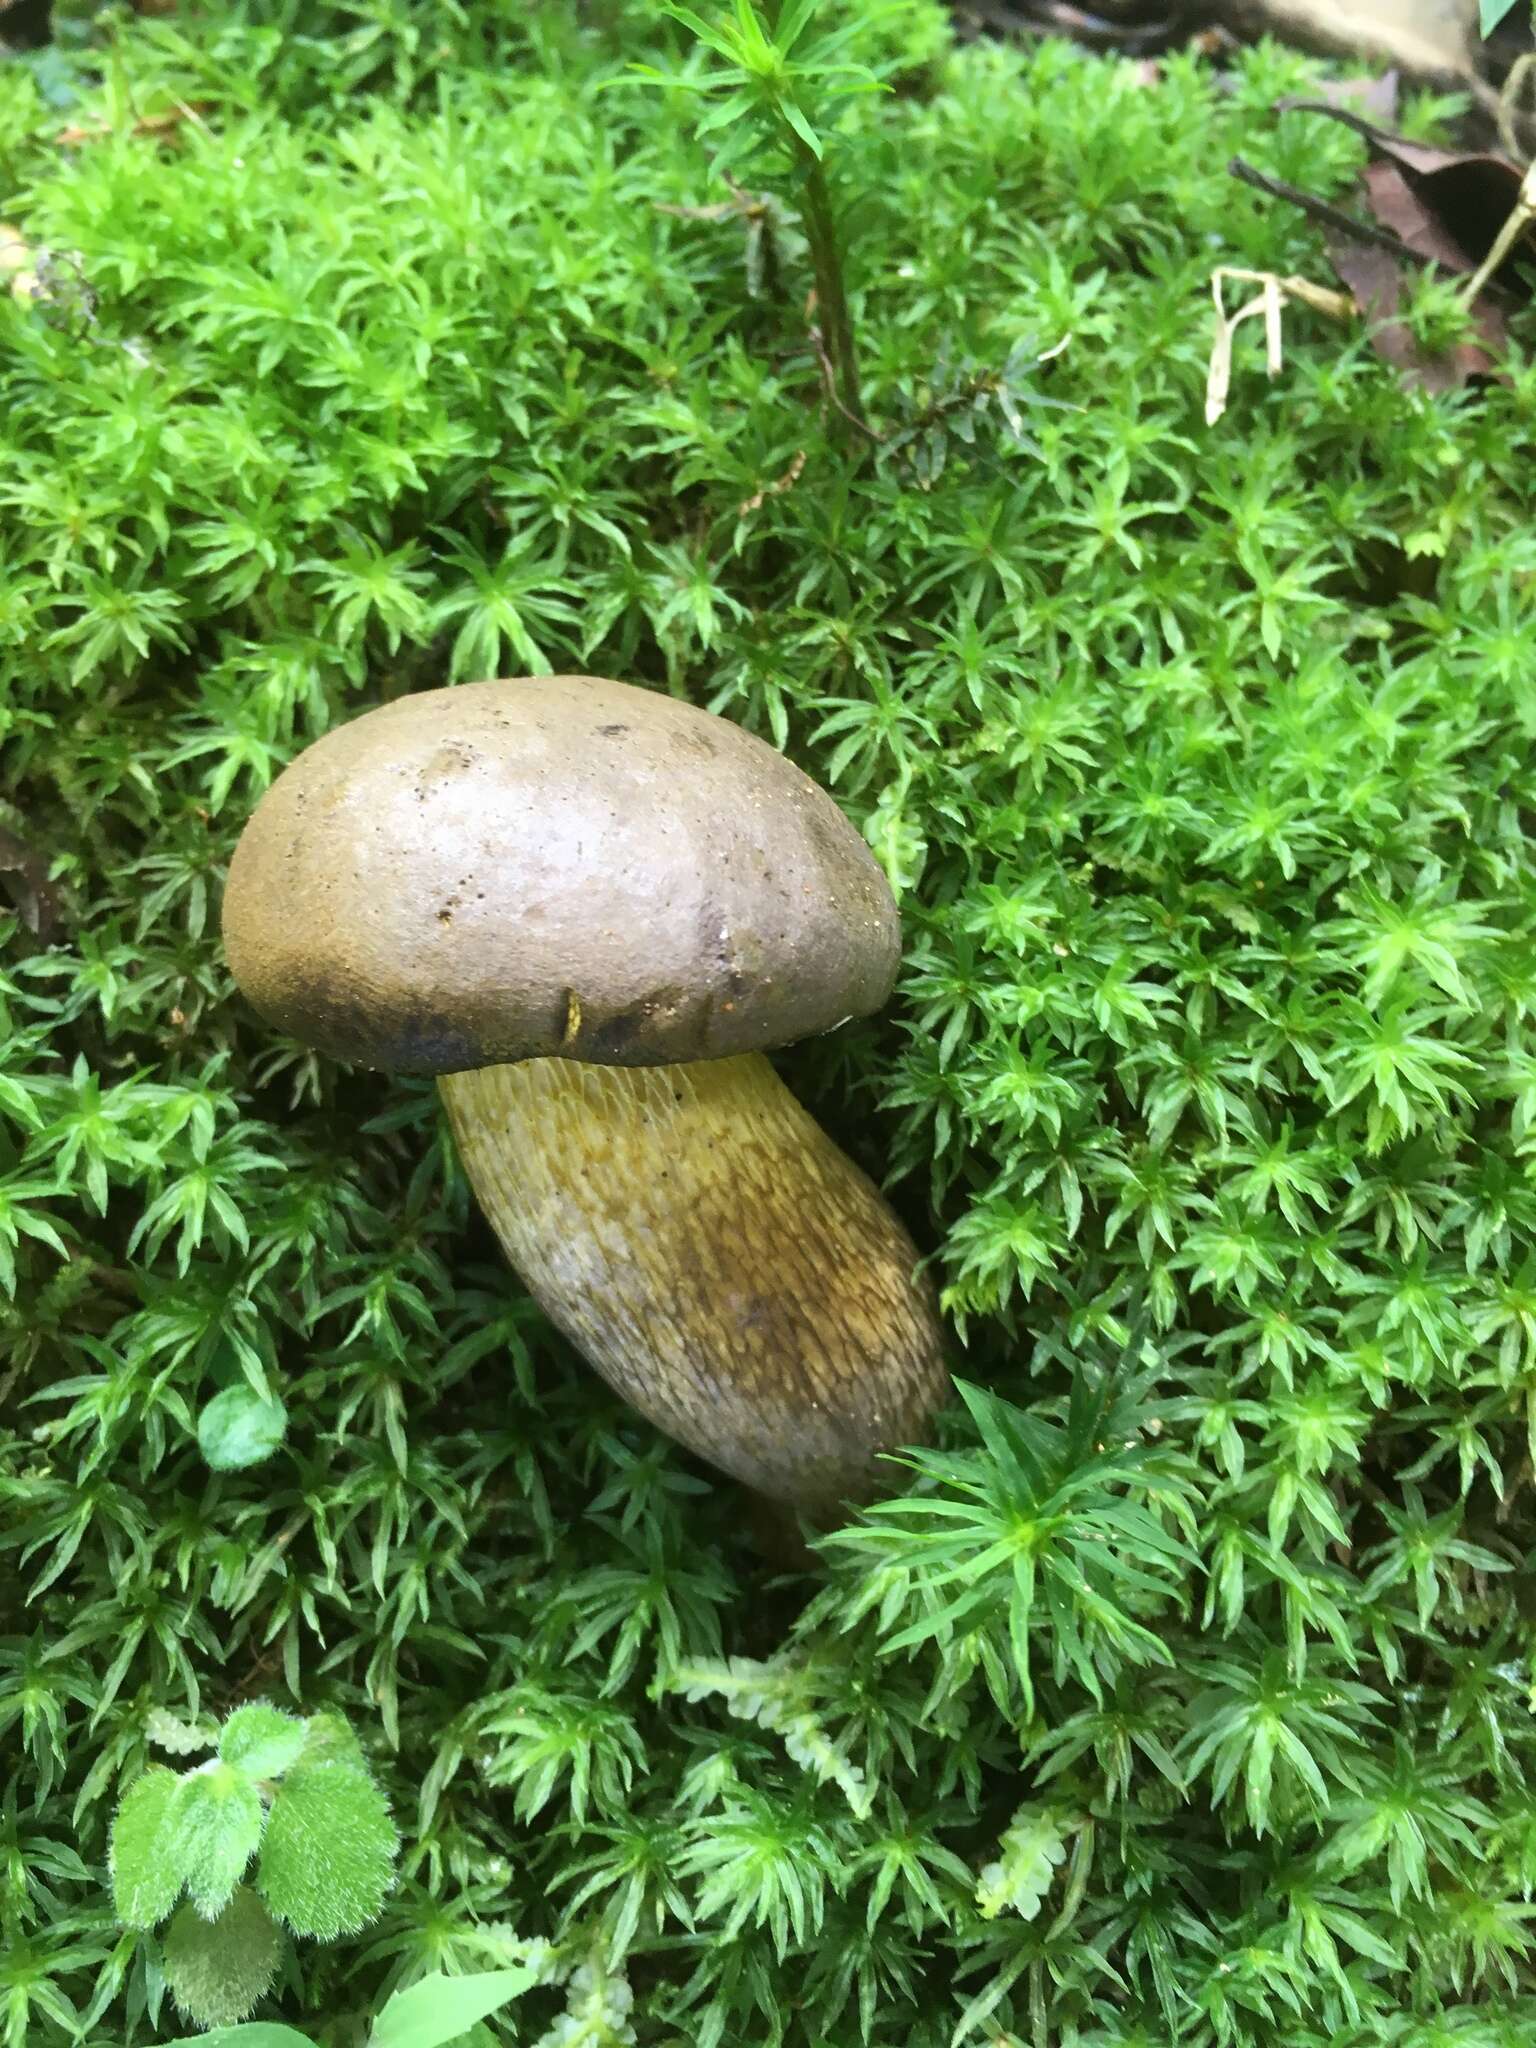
221;676;949;1513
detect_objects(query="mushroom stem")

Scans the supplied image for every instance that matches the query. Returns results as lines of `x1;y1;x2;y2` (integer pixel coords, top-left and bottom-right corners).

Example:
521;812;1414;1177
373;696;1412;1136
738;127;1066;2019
438;1052;948;1511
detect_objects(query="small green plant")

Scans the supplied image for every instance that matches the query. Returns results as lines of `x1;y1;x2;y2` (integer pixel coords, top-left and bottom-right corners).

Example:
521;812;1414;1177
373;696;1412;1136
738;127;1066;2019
1402;271;1486;355
111;1707;398;2027
877;335;1077;486
640;0;888;431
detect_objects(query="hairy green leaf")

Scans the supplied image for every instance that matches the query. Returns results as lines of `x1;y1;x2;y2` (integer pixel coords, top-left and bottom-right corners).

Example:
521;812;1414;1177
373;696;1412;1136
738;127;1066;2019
110;1765;184;1930
258;1760;398;1939
220;1704;307;1782
163;1886;285;2028
168;1763;266;1920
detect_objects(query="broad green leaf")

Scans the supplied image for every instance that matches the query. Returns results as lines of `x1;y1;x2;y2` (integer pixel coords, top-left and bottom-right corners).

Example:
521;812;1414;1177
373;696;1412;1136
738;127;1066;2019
111;1765;184;1929
158;2030;314;2048
198;1385;289;1470
259;1760;398;1938
168;1762;266;1919
220;1704;307;1781
163;1886;284;2028
1480;0;1525;31
369;1968;538;2048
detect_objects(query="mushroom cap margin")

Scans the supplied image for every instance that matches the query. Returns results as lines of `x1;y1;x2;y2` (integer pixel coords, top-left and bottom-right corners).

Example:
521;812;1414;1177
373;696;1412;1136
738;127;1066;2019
221;675;903;1073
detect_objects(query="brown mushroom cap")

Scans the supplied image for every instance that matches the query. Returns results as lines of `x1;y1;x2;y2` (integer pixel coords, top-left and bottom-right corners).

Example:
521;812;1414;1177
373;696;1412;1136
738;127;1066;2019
222;676;902;1074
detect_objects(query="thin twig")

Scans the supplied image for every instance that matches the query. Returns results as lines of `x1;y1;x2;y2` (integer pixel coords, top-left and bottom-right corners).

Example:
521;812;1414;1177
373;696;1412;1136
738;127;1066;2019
1228;155;1523;304
1496;52;1536;160
738;448;807;516
1274;97;1398;147
1205;264;1354;425
57;98;212;146
805;302;883;443
1230;158;1427;259
653;174;769;224
953;0;1185;53
1462;158;1536;304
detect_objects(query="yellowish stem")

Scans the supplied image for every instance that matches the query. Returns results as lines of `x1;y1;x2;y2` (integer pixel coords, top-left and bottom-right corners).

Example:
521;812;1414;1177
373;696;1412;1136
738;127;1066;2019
1461;159;1536;308
439;1052;949;1511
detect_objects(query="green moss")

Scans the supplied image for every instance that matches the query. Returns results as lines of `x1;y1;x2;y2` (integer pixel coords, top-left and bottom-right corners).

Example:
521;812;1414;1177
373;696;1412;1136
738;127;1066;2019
2;5;1535;2044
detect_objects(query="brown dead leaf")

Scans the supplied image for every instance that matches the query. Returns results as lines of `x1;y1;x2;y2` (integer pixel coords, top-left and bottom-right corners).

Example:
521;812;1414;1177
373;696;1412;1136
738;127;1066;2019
1234;101;1536;391
1365;149;1530;281
1363;160;1481;273
57;100;209;148
1284;102;1536;289
1313;69;1400;126
0;821;61;942
1324;231;1506;391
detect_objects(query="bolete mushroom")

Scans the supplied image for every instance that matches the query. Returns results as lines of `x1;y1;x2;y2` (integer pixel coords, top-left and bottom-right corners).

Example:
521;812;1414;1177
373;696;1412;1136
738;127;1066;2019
222;676;949;1512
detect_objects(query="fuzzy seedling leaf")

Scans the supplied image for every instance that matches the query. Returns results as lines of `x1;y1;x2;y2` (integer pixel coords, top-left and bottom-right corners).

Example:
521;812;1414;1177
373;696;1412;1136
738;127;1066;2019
111;1765;184;1929
369;1967;539;2048
296;1709;368;1769
168;1762;266;1920
198;1385;289;1470
220;1703;307;1781
163;1885;284;2028
258;1759;398;1938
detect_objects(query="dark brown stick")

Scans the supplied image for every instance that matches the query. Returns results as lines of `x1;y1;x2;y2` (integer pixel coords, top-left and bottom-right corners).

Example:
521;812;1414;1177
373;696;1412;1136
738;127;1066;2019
1227;156;1523;305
